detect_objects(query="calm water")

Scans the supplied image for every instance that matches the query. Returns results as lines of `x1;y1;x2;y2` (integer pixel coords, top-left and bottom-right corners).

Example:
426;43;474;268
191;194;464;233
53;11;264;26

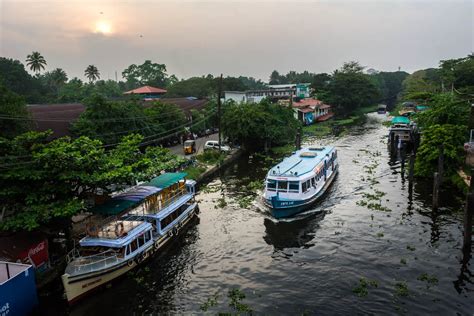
42;114;473;315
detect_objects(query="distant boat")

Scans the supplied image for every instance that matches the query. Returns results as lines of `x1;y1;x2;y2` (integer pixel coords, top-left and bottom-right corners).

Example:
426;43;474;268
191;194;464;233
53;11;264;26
388;116;413;144
377;104;387;114
61;173;199;305
263;147;338;218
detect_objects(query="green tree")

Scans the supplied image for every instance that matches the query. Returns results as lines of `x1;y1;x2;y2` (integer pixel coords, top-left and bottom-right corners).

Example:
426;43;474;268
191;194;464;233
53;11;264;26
144;102;187;136
416;93;469;128
85;65;100;82
222;99;300;151
165;76;215;98
0;57;43;103
71;94;150;144
439;54;474;93
0;84;30;138
58;77;85;102
402;69;441;96
25;51;47;74
122;60;170;88
323;61;379;115
0;132;185;231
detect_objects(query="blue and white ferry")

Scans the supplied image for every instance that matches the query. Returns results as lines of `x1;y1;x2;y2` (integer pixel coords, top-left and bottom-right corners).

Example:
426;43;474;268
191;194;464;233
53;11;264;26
62;173;198;304
263;146;338;218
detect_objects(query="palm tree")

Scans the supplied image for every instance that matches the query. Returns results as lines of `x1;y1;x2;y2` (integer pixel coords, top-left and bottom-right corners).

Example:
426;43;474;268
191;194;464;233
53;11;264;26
85;65;100;82
26;51;47;74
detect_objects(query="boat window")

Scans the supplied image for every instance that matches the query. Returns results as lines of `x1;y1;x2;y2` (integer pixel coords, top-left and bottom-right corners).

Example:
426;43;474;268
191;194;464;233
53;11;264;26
138;233;145;247
130;239;138;253
302;181;307;192
125;244;130;256
160;206;187;231
267;179;276;191
277;181;288;191
289;181;299;192
306;180;311;189
311;178;315;187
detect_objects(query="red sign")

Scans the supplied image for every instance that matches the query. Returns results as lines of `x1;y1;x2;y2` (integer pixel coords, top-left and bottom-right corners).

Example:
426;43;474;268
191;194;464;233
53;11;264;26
18;239;49;268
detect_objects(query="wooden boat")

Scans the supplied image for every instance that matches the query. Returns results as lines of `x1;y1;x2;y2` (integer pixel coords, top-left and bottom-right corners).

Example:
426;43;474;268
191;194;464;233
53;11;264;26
263;147;338;218
377;104;387;114
62;173;198;305
388;116;412;144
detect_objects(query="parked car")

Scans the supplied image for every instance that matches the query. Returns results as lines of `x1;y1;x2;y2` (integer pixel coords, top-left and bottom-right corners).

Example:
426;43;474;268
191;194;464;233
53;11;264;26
204;140;230;152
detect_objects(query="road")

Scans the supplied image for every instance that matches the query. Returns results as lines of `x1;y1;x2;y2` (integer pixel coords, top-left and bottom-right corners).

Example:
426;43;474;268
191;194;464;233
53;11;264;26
168;133;219;157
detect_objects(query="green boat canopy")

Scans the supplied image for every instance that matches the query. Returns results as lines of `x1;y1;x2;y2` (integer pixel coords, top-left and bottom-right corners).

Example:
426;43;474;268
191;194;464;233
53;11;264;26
391;116;410;125
416;105;429;111
91;199;138;216
145;172;187;189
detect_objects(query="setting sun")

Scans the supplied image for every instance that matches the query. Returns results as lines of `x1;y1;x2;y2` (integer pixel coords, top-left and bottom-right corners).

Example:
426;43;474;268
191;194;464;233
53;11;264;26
94;21;112;34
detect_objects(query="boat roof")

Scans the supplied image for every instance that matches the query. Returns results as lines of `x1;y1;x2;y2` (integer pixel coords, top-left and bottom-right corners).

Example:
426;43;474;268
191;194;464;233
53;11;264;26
80;220;152;248
267;146;334;178
391;116;410;125
140;193;193;220
145;172;187;189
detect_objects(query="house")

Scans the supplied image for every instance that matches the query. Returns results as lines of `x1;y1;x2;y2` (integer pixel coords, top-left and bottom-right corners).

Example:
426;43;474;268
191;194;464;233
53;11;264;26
123;85;167;100
292;98;333;125
224;83;311;103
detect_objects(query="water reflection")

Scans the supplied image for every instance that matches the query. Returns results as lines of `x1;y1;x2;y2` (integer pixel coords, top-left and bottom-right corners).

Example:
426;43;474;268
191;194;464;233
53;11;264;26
263;212;326;251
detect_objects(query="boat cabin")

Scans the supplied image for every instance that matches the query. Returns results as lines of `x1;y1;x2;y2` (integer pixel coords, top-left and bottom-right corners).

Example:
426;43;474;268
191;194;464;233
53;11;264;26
66;220;153;276
265;147;337;199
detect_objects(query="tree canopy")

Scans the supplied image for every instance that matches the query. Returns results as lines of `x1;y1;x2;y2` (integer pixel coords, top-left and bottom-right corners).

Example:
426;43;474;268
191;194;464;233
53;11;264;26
0;84;30;138
0;132;184;231
122;60;173;89
222;99;300;150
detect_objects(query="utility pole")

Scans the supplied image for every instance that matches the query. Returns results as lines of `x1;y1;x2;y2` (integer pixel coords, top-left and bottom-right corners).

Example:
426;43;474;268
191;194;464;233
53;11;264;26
218;74;223;151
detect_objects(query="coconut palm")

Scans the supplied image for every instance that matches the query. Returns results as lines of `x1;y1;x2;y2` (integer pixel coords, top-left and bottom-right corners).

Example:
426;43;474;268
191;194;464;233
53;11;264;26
26;51;47;74
85;65;100;82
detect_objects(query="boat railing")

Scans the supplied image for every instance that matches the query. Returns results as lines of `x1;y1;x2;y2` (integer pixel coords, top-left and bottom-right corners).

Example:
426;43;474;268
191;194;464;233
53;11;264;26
86;214;144;239
65;249;120;275
159;188;188;211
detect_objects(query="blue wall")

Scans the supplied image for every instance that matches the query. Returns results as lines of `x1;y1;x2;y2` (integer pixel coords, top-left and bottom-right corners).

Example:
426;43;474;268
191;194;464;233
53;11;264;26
0;265;38;316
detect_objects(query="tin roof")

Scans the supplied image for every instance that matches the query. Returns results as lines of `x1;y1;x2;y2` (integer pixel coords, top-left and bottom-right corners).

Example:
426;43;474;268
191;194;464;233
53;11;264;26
145;172;187;189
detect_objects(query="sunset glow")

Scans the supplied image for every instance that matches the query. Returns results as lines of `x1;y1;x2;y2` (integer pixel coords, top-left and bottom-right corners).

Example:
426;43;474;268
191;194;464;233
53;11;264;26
94;21;112;35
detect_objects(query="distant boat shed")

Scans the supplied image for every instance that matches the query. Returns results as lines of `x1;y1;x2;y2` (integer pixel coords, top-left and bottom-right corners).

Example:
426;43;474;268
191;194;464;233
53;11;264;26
123;85;167;100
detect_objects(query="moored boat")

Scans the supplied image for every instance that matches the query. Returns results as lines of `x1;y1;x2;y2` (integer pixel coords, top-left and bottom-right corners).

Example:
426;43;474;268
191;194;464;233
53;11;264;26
263;146;338;218
388;116;412;144
62;172;198;305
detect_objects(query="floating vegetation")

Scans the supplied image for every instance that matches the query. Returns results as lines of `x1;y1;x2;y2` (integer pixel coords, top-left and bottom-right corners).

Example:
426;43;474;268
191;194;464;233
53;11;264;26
246;180;264;192
216;197;227;209
228;288;252;314
400;258;407;265
237;196;254;209
201;185;220;194
394;281;409;297
417;273;438;288
200;292;219;312
353;278;378;297
376;232;384;238
406;245;416;251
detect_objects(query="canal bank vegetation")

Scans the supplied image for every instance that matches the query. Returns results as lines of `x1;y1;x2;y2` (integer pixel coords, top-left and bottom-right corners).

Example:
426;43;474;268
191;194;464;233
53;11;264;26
222;99;300;151
404;54;474;181
0;132;184;231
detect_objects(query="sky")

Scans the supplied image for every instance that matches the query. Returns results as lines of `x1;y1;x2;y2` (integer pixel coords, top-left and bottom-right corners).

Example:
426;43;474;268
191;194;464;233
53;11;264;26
0;0;473;82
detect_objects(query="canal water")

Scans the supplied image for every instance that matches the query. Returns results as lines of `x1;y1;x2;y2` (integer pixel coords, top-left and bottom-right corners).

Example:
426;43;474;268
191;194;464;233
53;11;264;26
43;113;473;315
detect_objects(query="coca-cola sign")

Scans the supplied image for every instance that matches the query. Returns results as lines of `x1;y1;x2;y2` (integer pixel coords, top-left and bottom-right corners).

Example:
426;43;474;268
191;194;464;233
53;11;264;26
19;239;49;268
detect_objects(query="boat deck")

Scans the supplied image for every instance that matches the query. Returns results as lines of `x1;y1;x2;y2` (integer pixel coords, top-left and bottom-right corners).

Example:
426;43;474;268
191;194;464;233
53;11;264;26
0;261;30;284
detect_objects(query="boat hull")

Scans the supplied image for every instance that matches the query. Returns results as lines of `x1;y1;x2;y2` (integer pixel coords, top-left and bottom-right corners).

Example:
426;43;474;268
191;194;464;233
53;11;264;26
268;167;338;219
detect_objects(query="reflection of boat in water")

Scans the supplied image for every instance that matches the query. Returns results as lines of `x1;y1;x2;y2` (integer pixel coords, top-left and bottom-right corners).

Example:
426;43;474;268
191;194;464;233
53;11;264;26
263;212;326;250
263;147;338;219
62;173;199;305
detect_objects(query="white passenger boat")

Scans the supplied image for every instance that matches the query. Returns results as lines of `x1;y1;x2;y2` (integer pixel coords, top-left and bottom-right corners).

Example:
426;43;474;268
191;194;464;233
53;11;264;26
263;147;338;218
62;173;199;304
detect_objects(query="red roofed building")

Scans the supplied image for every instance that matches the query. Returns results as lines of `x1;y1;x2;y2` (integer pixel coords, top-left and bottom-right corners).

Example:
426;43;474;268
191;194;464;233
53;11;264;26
123;85;167;100
292;98;333;125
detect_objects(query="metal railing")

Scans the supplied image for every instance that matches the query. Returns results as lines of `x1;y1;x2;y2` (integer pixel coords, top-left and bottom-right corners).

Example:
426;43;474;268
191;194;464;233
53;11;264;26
65;249;120;276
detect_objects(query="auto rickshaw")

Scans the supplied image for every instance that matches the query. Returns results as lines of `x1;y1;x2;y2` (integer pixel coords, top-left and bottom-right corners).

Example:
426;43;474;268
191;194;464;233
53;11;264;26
183;140;196;155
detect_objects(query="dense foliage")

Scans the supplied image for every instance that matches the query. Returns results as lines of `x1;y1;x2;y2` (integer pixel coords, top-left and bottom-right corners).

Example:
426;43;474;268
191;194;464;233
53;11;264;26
222;100;300;150
71;95;187;144
322;62;380;115
0;132;184;231
0;83;30;138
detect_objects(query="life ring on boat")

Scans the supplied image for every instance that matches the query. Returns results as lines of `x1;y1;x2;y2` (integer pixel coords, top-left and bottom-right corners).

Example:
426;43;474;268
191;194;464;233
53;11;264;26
195;205;200;214
168;230;173;238
141;252;149;261
115;222;125;237
127;259;135;267
173;227;179;236
154;241;160;250
86;223;99;237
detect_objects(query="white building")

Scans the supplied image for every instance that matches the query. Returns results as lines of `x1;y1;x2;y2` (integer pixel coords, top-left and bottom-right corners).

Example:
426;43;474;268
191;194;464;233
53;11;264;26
224;83;311;104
